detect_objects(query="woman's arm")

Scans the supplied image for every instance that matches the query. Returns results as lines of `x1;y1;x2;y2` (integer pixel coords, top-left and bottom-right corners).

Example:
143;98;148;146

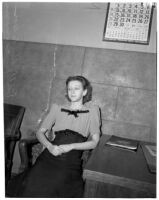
36;128;64;156
73;133;100;150
36;104;64;156
36;128;52;149
59;133;99;153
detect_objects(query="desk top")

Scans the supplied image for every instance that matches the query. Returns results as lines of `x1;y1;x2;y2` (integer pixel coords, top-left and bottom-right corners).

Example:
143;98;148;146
83;135;156;194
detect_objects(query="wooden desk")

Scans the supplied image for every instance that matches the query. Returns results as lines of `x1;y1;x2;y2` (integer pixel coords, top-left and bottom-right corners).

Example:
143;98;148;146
83;135;156;198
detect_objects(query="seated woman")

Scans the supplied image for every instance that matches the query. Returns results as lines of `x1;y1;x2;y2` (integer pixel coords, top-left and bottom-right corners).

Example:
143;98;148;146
7;75;101;197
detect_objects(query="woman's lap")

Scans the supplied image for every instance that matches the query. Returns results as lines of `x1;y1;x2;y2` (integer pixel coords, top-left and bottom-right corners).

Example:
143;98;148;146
7;148;84;197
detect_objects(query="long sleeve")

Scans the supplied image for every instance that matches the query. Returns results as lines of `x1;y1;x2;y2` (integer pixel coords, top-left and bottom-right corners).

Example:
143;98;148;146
89;105;101;136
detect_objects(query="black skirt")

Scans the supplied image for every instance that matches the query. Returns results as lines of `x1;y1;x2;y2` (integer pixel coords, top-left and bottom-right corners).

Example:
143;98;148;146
7;129;87;198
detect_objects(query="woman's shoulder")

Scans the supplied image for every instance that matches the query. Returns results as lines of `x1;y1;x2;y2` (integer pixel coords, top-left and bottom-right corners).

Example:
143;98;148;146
50;103;68;111
84;102;100;112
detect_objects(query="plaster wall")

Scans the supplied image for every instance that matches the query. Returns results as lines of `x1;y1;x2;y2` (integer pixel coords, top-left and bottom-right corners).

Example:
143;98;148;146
3;40;156;173
3;2;157;53
3;0;157;175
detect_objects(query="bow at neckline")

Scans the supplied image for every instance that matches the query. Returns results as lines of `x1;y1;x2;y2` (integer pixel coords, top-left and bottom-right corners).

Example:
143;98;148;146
61;108;89;118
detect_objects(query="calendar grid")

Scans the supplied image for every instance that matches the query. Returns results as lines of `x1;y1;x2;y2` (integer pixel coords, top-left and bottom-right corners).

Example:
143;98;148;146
103;3;154;44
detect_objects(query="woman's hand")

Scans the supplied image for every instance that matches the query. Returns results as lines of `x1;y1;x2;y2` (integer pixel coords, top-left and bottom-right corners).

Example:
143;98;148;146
59;144;74;153
47;144;64;156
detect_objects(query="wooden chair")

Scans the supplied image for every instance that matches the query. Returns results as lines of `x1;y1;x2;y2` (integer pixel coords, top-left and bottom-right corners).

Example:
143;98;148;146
18;131;92;173
19;137;43;173
4;103;25;186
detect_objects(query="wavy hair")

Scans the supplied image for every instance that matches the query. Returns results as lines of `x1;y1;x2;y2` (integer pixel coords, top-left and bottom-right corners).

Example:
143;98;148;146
65;75;92;104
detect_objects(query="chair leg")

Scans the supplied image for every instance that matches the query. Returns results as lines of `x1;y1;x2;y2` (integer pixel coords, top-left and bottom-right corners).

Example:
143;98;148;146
18;140;30;173
5;140;17;186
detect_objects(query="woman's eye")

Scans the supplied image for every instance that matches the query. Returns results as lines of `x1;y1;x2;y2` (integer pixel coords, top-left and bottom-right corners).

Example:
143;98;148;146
75;87;80;90
68;87;80;91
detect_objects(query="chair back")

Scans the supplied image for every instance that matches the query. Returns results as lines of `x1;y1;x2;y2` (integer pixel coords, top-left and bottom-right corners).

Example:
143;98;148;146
4;103;25;186
4;103;25;139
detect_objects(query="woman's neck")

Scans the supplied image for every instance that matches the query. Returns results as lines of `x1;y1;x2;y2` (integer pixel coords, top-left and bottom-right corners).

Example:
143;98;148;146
70;101;83;110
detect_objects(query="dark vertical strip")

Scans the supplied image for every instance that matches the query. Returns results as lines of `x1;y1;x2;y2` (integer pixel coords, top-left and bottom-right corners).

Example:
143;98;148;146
113;87;119;119
81;47;86;76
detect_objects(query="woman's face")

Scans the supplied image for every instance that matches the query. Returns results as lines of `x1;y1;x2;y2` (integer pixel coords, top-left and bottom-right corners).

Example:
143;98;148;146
67;80;87;103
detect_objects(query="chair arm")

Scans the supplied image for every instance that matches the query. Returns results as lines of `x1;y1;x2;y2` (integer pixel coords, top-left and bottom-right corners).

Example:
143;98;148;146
18;138;40;173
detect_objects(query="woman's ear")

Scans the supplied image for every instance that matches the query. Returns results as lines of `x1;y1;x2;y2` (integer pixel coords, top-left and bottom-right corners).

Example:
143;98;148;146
83;89;87;97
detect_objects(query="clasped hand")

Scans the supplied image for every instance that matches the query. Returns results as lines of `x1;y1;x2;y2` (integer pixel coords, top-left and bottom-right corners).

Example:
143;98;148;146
48;144;73;156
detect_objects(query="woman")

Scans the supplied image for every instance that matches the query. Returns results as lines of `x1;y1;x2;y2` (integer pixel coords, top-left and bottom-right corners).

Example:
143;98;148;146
7;75;101;197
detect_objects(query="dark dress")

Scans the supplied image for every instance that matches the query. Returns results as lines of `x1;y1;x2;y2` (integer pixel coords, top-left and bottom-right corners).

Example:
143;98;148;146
7;104;101;198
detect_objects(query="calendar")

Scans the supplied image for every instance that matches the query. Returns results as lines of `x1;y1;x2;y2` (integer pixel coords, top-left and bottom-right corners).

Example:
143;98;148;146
103;3;154;44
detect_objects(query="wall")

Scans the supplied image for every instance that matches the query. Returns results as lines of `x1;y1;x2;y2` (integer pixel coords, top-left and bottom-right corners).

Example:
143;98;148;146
3;40;156;173
3;2;157;53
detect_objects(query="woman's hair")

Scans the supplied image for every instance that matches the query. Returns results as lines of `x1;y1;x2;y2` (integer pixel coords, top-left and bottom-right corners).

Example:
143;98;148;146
65;75;92;104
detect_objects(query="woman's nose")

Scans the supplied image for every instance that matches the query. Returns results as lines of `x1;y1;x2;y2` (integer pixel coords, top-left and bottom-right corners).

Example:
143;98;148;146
71;90;75;94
